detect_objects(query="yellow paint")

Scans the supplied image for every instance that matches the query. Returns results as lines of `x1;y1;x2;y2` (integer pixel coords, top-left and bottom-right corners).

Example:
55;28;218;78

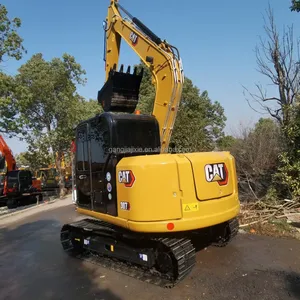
77;207;129;228
78;152;240;233
116;155;182;222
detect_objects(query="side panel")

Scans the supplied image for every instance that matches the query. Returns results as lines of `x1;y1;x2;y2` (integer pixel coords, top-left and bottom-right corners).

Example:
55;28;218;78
116;154;182;222
184;152;236;201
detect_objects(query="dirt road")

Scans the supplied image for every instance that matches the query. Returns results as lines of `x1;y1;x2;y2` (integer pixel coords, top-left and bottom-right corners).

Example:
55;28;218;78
0;201;300;300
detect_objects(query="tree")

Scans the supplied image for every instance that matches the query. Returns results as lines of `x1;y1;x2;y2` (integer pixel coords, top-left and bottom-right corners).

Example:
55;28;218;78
15;152;31;168
230;118;282;201
172;80;226;152
136;62;227;152
272;102;300;198
0;72;22;134
11;53;100;196
217;135;236;150
243;5;300;129
0;4;26;65
243;5;300;200
290;0;300;12
0;5;26;135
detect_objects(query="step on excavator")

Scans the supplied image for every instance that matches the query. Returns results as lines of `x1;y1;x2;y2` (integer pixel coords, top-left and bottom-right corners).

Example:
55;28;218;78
60;0;240;288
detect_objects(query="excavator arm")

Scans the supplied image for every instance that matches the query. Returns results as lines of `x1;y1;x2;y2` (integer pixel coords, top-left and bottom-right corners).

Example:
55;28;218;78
0;135;17;171
98;0;184;153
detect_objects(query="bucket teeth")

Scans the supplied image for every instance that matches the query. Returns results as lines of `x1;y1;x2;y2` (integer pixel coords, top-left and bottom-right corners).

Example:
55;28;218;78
110;65;143;76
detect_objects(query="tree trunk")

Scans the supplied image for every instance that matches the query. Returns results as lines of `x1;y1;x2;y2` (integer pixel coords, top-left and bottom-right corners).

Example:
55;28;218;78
55;151;66;198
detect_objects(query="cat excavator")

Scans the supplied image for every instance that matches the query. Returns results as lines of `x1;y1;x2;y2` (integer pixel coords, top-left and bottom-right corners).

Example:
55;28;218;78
60;0;240;287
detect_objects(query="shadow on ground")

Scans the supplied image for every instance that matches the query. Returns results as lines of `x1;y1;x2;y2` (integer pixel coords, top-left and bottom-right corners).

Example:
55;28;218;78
0;219;122;300
285;271;300;298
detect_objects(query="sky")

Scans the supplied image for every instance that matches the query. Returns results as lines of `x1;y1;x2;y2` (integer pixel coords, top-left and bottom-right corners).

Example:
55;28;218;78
1;0;300;155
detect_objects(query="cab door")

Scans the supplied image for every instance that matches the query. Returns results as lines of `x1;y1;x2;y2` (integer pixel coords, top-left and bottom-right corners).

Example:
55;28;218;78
76;123;92;209
89;117;115;215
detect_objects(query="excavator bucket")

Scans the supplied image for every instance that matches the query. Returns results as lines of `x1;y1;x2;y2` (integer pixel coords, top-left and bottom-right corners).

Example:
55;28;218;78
0;156;5;170
98;64;144;113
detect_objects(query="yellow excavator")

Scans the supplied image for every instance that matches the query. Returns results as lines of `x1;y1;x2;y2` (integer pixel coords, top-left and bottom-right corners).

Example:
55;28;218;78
36;153;72;191
60;0;240;288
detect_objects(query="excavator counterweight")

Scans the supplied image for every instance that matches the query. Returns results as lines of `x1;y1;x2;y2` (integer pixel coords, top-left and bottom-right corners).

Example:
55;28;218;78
98;64;143;113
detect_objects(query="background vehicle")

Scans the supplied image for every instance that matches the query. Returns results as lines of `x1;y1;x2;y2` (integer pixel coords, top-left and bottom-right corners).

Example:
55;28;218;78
6;169;43;209
0;135;42;208
36;154;72;192
60;0;240;288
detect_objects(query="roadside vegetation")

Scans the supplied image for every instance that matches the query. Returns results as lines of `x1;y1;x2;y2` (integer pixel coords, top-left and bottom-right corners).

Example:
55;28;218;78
1;2;300;236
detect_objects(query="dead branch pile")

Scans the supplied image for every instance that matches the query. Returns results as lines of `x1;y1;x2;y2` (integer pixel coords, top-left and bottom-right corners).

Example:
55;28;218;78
239;199;300;227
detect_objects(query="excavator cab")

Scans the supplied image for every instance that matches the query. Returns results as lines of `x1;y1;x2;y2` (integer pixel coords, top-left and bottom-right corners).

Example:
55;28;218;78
75;112;160;212
98;64;143;113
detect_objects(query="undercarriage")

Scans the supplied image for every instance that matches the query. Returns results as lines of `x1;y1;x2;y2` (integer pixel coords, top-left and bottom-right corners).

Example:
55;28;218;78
60;217;239;288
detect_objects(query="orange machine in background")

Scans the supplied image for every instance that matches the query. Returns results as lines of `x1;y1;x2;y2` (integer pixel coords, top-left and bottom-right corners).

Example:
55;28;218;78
0;135;42;208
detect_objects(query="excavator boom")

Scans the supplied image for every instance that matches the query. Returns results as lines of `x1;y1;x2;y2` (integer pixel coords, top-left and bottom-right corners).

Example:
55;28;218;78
98;0;184;152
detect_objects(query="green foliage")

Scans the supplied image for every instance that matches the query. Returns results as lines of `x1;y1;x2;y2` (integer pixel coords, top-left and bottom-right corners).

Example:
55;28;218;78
4;53;101;195
136;63;155;114
15;152;29;166
12;53;88;147
0;4;26;64
172;82;226;152
0;4;26;134
217;135;236;150
274;152;300;198
136;62;227;152
271;104;300;198
0;72;22;134
290;0;300;12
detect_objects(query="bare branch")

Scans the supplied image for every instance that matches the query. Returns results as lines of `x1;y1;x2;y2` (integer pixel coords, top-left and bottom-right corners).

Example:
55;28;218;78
243;4;300;127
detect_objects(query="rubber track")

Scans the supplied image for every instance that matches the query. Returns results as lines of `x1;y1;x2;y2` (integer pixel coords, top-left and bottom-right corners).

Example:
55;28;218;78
60;218;196;288
212;217;239;247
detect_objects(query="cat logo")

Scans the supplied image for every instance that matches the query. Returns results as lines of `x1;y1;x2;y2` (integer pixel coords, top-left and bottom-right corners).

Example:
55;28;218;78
204;163;228;186
129;31;138;45
118;170;135;187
